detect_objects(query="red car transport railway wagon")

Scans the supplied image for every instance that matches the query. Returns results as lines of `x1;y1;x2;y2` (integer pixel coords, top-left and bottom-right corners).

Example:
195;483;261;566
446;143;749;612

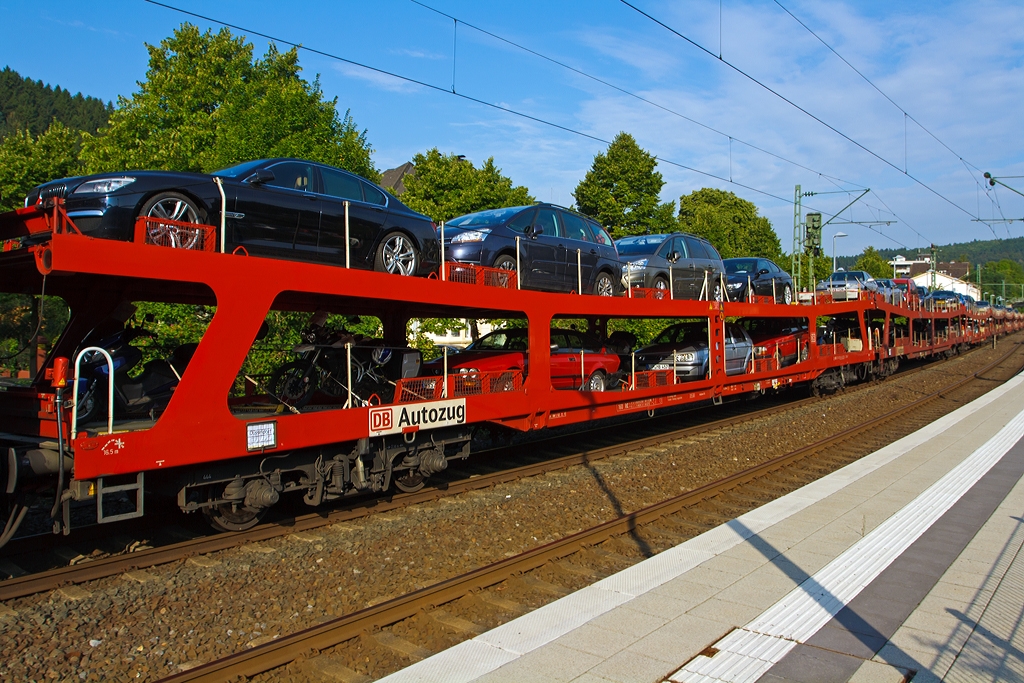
0;201;1018;545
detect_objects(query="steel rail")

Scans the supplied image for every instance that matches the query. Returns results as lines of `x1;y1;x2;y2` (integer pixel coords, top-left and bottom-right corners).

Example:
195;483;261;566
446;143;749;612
0;393;814;600
0;343;1003;601
154;342;1024;683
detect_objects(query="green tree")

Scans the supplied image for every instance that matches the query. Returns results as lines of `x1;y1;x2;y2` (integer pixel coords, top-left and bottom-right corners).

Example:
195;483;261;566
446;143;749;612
0;293;70;375
81;24;378;180
0;66;112;139
974;259;1024;301
853;246;892;279
399;149;533;223
573;132;676;237
677;188;783;261
0;122;84;211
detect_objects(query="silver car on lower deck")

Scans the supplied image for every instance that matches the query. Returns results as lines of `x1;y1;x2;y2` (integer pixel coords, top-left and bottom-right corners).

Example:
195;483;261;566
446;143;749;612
634;321;753;380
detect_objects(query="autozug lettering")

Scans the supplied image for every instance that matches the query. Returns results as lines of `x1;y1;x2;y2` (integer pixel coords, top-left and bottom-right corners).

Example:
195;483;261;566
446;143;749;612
398;403;466;428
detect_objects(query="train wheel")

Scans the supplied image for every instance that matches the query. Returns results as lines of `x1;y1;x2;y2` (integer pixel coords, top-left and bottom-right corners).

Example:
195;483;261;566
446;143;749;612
394;472;425;493
202;489;266;532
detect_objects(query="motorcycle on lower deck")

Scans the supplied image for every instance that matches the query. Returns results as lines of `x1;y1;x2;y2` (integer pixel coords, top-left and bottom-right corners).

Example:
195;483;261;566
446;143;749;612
268;315;421;409
74;323;197;427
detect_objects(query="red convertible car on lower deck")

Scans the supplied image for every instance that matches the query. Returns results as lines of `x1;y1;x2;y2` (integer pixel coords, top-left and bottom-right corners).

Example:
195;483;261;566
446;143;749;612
422;327;623;391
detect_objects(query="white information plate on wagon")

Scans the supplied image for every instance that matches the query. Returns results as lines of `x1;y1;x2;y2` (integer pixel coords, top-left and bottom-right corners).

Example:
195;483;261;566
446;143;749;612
368;398;467;436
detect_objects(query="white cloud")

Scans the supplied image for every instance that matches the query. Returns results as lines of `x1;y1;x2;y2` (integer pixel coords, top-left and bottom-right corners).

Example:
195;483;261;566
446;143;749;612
331;63;424;94
389;48;447;61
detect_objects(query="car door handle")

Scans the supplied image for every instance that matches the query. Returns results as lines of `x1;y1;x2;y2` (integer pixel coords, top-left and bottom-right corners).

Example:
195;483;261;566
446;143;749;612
590;249;598;255
306;194;317;201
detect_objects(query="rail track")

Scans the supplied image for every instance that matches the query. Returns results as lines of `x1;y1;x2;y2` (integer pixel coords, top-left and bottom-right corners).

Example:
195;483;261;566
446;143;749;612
147;339;1024;683
0;343;988;602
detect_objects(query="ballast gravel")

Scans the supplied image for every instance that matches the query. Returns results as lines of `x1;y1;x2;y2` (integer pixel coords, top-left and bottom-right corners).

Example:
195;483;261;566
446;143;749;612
0;339;1019;682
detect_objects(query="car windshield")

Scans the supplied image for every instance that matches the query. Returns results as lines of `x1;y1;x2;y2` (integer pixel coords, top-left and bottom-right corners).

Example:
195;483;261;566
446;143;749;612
651;322;707;345
615;235;669;256
725;259;758;274
447;207;529;228
212;159;268;178
829;271;870;282
466;329;527;351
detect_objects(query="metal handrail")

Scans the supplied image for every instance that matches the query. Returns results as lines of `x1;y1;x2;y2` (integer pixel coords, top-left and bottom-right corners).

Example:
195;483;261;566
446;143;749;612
72;347;114;439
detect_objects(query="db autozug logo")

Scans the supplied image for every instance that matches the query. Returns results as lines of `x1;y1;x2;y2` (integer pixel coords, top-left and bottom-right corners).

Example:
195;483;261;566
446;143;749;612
369;407;392;432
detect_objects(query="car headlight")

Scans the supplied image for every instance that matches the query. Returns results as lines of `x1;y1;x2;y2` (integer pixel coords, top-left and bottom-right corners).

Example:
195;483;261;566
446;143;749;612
71;177;136;195
451;230;490;244
754;346;768;355
726;282;743;289
622;259;648;271
458;367;479;373
674;352;695;362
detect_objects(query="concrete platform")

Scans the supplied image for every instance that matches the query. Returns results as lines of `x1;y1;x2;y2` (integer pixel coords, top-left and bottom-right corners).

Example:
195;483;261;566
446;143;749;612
378;372;1024;683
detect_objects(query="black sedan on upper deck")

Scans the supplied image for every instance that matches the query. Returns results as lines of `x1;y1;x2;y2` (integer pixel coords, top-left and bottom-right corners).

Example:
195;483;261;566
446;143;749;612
723;257;793;304
23;158;440;277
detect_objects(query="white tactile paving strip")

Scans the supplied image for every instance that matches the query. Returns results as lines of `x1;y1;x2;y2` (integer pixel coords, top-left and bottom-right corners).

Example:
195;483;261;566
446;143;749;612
376;373;1024;683
668;394;1024;683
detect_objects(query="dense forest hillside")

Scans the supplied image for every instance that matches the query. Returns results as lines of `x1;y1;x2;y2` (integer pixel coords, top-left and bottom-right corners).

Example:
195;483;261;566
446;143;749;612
837;236;1024;271
0;66;111;137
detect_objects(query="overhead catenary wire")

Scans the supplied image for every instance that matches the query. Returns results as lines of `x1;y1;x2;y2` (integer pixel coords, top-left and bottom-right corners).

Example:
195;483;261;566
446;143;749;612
144;0;847;218
409;0;865;192
775;0;1013;239
618;0;980;223
771;0;989;185
146;0;907;245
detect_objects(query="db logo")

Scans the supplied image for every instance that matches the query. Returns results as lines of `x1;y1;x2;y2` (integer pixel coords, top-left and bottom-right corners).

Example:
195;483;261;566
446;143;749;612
369;407;392;431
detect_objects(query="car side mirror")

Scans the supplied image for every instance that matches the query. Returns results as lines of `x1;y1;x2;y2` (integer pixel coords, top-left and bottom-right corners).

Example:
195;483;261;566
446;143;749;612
245;169;275;185
668;251;680;264
758;268;770;275
550;343;559;352
530;225;544;238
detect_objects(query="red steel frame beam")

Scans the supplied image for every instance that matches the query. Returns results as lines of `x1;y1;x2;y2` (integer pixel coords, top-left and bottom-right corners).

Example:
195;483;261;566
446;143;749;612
0;231;1018;482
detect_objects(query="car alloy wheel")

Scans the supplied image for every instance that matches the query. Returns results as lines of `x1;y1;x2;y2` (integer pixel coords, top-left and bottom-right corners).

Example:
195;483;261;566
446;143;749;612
783;284;793;305
593;271;615;296
376;231;419;276
140;192;203;249
493;254;518;287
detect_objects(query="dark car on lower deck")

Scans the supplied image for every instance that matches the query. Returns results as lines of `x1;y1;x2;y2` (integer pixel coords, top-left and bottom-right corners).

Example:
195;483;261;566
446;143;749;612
23;158;440;277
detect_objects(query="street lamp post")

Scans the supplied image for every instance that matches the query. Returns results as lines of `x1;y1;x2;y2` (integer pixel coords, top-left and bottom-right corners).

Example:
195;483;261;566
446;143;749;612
832;232;848;274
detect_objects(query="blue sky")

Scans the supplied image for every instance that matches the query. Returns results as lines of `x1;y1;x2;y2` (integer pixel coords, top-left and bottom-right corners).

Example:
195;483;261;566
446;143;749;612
2;0;1023;259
